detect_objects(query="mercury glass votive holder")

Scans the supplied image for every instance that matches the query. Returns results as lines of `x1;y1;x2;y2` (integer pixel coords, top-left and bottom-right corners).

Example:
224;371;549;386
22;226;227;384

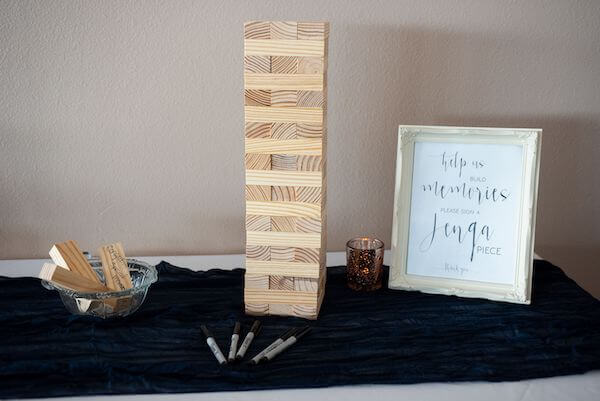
346;237;384;291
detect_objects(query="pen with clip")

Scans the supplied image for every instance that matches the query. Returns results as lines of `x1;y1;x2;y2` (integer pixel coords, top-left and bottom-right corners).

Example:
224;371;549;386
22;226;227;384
235;320;261;361
260;326;311;363
248;327;298;365
201;325;227;365
227;321;241;362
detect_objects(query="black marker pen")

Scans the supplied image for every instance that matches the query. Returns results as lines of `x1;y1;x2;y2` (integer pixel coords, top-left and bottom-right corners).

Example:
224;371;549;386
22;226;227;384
260;326;311;363
249;327;298;365
228;321;241;362
201;325;227;365
235;320;261;360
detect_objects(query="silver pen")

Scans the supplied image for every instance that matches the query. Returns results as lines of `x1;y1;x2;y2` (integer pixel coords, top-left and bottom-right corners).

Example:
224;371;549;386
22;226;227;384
235;320;261;361
201;325;227;365
227;321;241;362
260;326;311;363
248;327;298;365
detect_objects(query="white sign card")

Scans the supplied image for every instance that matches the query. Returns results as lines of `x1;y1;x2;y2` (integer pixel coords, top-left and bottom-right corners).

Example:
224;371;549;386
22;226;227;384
389;126;542;304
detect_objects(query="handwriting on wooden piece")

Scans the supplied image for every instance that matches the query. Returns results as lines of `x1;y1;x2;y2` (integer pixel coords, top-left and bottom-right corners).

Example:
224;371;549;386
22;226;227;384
98;243;132;291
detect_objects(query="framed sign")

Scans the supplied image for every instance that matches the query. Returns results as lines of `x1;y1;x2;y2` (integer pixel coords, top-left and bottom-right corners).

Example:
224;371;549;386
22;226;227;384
389;125;541;304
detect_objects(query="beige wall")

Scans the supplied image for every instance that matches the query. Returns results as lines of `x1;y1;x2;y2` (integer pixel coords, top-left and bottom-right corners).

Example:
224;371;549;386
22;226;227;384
1;1;599;297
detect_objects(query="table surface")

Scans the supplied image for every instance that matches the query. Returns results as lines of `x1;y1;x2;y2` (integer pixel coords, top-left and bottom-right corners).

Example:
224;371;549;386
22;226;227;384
1;252;599;401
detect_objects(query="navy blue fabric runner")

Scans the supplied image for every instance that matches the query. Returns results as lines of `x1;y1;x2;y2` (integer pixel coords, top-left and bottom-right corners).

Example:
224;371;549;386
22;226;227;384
1;260;600;399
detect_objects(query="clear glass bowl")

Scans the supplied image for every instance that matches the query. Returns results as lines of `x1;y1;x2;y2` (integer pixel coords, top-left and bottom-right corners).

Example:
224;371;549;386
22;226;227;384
41;258;158;319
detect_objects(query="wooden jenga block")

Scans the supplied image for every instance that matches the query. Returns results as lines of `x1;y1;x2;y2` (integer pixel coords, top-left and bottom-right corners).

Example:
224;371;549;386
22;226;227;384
271;123;296;139
271;185;296;201
272;56;298;73
270;246;295;261
244;21;328;320
39;263;108;293
245;185;271;201
245;153;271;170
246;215;271;231
98;243;132;291
244;56;270;73
245;122;271;138
49;240;101;284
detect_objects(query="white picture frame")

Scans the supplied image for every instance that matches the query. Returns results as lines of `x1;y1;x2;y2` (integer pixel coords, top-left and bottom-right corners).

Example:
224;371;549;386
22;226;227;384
389;125;542;304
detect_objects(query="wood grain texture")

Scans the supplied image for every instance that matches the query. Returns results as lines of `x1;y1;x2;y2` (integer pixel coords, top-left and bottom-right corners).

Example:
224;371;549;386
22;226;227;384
244;289;318;306
246;245;270;260
245;105;323;124
39;263;108;292
244;21;270;39
98;242;132;291
270;216;296;232
270;21;297;40
246;214;271;231
245;185;271;201
245;273;269;289
246;170;322;187
244;153;271;170
244;90;270;106
296;123;323;138
297;22;327;40
295;216;322;233
244;56;270;73
292;304;318;319
245;302;269;314
247;231;321;248
297;57;323;74
271;56;298;73
271;185;296;201
244;73;322;91
270;90;297;107
246;138;322;155
246;200;321;218
245;122;271;138
294;277;319;292
245;39;324;57
270;246;295;261
271;155;298;171
297;91;324;107
245;259;319;278
271;123;296;139
269;275;294;290
297;155;323;171
269;303;293;315
49;240;101;284
244;21;328;319
295;186;321;203
294;247;320;263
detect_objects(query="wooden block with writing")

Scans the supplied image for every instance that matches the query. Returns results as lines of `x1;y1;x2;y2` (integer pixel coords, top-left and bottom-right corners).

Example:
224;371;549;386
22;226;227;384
244;21;328;320
98;243;132;291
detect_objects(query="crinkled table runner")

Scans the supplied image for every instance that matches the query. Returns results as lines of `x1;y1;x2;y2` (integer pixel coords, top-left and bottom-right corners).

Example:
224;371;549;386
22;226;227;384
1;260;599;399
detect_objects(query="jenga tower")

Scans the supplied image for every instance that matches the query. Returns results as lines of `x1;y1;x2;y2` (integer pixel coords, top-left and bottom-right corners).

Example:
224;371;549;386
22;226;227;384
243;21;329;319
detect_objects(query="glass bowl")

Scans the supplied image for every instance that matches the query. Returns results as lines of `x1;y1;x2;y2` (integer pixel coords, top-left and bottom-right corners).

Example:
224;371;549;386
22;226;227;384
41;258;158;319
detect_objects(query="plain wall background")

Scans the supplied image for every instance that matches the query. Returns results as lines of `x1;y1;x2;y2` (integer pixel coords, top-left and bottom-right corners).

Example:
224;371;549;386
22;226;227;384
1;1;599;297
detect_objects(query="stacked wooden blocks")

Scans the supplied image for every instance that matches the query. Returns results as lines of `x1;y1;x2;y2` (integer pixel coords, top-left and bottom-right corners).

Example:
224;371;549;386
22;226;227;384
243;21;329;320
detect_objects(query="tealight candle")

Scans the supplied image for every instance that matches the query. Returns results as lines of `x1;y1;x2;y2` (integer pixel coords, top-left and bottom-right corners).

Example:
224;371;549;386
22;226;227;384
346;237;384;291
